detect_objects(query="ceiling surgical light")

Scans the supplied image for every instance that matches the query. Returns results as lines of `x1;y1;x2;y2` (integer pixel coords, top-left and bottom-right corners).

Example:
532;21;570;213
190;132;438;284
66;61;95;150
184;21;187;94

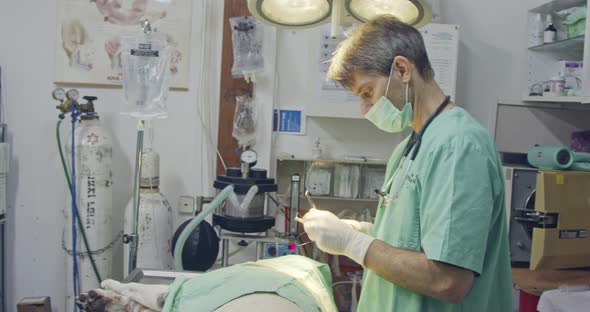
247;0;431;37
249;0;332;28
346;0;431;28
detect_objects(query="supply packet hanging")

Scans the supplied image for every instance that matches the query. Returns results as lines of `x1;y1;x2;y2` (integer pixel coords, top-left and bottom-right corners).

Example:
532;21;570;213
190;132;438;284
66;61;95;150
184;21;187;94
233;94;258;146
121;32;171;119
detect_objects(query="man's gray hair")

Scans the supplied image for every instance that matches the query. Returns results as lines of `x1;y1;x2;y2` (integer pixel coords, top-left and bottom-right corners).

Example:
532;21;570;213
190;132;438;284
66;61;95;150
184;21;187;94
327;15;434;89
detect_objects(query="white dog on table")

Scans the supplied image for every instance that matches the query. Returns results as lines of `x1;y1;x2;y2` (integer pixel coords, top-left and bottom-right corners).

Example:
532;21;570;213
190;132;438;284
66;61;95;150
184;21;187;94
76;255;337;312
78;280;305;312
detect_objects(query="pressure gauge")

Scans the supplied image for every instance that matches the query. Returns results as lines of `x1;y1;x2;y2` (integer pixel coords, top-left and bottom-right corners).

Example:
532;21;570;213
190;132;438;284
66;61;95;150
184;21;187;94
52;88;66;101
240;150;258;166
66;89;80;101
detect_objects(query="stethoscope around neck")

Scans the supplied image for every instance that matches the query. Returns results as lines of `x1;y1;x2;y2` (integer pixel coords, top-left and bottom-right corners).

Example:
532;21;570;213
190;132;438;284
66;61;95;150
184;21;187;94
375;95;451;205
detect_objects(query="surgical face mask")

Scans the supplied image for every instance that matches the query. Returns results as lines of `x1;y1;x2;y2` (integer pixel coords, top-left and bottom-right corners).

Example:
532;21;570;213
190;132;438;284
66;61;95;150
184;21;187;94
364;69;413;133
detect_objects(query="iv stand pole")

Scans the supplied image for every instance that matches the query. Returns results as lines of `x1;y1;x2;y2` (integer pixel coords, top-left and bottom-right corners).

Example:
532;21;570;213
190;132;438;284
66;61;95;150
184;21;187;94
126;19;153;275
128;119;145;274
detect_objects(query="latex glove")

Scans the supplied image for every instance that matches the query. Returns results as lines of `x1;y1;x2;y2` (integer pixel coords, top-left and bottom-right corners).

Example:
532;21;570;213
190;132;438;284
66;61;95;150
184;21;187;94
297;209;375;266
342;219;375;235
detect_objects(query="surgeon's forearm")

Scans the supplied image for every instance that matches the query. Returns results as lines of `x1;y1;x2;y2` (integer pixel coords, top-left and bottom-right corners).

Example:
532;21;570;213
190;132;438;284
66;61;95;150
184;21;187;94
364;240;473;304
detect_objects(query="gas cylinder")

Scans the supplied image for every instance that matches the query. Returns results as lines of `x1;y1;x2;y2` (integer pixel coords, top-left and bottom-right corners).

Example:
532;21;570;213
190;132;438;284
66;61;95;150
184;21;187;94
64;113;113;311
123;138;173;275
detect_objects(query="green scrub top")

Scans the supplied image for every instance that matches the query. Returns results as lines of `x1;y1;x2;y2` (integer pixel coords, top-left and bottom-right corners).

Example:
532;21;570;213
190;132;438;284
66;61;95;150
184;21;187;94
357;107;513;311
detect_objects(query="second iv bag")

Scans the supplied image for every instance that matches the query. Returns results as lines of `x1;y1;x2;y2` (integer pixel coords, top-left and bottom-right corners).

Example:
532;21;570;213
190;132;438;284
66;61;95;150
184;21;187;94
233;94;257;146
121;32;172;119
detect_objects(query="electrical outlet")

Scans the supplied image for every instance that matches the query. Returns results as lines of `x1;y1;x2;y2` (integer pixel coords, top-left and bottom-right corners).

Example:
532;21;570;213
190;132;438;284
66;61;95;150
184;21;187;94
178;195;195;214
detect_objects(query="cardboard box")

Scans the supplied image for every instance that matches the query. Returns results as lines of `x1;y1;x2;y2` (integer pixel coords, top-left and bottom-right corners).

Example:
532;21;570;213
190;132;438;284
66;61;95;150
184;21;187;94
531;171;590;270
17;297;51;312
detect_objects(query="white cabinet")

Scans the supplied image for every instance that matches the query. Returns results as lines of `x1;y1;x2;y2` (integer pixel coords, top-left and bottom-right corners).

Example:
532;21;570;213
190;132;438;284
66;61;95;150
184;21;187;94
524;0;590;104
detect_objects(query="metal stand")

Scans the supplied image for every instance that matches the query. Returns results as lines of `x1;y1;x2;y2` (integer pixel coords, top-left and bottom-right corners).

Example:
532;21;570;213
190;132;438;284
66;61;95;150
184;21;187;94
195;196;214;214
255;241;264;261
221;239;229;267
289;174;300;236
0;220;4;312
0;126;5;312
128;120;145;274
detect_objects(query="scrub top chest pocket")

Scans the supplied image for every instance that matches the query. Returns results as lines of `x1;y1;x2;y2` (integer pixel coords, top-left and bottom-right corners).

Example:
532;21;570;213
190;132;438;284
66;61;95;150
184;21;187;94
375;159;422;251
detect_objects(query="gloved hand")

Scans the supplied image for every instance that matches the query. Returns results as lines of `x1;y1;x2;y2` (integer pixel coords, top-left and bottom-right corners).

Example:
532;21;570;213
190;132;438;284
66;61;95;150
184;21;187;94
342;219;375;235
297;209;375;266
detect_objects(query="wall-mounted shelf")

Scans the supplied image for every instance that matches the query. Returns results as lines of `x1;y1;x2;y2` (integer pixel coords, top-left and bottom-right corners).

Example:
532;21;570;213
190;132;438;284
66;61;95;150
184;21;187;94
528;35;584;56
498;97;590;111
522;95;582;103
530;0;586;15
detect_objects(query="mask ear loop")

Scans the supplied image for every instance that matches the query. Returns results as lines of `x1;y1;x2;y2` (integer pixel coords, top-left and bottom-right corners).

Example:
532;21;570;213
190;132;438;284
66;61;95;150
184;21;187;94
405;82;409;105
384;64;395;98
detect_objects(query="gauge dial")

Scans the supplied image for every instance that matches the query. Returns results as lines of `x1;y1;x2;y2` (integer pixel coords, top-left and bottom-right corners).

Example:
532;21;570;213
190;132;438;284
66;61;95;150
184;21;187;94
240;150;258;165
66;89;80;101
52;88;66;101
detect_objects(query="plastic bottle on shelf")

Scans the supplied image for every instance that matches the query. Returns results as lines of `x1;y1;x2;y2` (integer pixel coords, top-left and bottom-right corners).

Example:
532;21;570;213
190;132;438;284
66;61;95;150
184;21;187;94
529;13;544;47
549;76;565;95
544;15;557;44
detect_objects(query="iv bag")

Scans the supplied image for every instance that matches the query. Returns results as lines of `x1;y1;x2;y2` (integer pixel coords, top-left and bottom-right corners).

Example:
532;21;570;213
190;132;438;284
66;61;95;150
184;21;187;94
121;32;171;119
232;94;257;146
230;17;264;78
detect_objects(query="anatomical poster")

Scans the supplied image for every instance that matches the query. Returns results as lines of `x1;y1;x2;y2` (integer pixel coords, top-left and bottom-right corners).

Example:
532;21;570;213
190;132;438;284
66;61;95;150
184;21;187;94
54;0;192;89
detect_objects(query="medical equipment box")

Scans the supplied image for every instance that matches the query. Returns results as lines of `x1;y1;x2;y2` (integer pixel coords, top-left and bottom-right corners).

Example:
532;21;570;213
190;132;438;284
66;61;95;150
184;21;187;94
505;166;590;270
263;243;296;258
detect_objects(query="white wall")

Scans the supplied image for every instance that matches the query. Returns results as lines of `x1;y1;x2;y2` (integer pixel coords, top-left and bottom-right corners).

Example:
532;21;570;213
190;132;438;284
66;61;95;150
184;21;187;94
0;1;225;311
442;0;532;133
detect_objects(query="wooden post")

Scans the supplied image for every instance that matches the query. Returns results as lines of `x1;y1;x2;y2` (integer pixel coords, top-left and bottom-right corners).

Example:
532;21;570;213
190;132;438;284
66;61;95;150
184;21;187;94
216;0;254;176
